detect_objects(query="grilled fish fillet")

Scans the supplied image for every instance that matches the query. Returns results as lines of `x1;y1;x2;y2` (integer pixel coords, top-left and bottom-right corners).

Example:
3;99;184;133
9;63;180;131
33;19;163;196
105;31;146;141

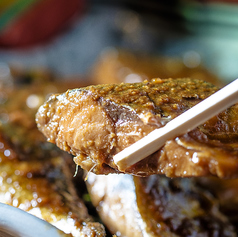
36;78;238;178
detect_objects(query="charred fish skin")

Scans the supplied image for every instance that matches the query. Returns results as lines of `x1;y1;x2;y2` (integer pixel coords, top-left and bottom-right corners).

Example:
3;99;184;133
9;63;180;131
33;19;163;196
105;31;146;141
36;78;238;178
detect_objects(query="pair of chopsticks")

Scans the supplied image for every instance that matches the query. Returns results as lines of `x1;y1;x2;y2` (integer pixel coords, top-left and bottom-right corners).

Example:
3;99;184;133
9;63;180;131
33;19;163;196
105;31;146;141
114;79;238;170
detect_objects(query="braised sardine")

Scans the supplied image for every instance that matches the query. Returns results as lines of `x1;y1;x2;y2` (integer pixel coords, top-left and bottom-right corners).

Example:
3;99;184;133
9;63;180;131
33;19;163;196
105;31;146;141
36;78;238;178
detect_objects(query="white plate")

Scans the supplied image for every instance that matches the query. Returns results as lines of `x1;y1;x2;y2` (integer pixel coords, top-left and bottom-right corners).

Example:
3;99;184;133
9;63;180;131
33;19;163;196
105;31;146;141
0;203;69;237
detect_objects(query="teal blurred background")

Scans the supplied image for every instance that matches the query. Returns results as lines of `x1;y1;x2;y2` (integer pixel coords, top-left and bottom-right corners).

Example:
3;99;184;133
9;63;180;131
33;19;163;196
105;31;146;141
0;0;237;84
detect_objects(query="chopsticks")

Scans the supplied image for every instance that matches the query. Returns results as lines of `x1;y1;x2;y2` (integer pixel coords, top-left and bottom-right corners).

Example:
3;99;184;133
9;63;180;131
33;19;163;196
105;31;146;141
113;79;238;171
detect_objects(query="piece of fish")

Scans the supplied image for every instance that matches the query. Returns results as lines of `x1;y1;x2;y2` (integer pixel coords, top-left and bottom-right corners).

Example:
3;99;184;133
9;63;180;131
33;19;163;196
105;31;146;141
86;173;237;236
0;134;105;237
0;73;106;237
36;78;238;178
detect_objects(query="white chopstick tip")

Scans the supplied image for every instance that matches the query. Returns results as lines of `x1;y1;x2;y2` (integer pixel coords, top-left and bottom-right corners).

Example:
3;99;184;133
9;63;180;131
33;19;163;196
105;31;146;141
113;154;131;171
113;127;169;171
